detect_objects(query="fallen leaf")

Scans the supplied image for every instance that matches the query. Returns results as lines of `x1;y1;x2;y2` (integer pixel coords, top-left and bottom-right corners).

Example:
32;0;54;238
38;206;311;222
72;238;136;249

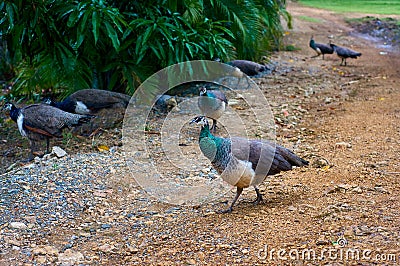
97;145;110;152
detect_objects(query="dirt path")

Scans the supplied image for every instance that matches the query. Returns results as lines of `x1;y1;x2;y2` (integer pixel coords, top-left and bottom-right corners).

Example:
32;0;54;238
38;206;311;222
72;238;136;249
1;2;400;265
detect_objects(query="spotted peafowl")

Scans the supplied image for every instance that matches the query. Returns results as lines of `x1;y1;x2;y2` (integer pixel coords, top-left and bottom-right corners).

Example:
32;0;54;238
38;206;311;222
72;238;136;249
330;43;362;66
309;36;334;59
190;116;308;213
197;87;228;132
2;103;94;160
43;89;131;114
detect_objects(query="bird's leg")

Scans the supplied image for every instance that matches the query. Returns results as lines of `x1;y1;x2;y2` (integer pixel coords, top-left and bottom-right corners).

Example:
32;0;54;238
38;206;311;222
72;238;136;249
24;140;36;162
46;137;50;154
210;119;218;133
217;187;243;214
253;187;264;205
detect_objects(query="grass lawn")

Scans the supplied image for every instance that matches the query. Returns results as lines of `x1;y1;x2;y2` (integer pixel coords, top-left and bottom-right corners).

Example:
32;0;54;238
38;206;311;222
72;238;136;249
298;0;400;15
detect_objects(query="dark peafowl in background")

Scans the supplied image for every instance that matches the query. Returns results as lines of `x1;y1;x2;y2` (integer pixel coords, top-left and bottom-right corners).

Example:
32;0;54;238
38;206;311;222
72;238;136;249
190;116;309;213
330;43;362;66
2;103;93;160
226;60;268;76
197;86;228;132
309;36;334;59
43;89;131;114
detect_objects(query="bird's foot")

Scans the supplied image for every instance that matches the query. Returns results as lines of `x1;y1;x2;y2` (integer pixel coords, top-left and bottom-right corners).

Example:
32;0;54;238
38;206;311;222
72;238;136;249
252;195;264;205
20;155;34;165
216;207;233;214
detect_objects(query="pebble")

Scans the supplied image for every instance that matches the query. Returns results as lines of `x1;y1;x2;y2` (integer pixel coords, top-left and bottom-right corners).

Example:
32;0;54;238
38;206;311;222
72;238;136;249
9;222;27;230
58;249;84;264
52;146;67;158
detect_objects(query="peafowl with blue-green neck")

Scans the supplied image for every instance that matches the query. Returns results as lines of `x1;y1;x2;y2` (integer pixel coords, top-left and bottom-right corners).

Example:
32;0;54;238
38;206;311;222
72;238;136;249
191;116;309;213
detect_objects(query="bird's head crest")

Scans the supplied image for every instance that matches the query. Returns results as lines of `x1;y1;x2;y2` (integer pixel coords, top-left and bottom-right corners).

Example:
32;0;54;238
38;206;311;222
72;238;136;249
42;98;54;105
198;86;207;96
190;116;209;127
2;102;14;112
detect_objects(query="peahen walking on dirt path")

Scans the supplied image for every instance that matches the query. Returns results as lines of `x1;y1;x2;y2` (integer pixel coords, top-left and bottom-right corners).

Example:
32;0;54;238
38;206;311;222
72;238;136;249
309;36;334;59
190;116;309;213
330;43;362;66
3;103;93;160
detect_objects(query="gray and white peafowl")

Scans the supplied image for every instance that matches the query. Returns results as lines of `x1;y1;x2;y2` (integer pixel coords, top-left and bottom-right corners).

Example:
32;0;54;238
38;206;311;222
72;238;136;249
329;43;362;66
309;36;334;59
226;60;267;76
2;103;94;160
43;89;131;114
190;116;308;213
197;86;228;132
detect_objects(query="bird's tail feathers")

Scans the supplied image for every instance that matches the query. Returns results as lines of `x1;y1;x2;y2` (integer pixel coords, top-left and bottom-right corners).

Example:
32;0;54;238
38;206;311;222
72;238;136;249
78;114;95;124
278;146;309;167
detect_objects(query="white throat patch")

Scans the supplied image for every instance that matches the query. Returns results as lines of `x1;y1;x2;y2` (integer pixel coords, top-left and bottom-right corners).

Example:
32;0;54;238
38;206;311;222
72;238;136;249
17;113;27;137
75;101;91;114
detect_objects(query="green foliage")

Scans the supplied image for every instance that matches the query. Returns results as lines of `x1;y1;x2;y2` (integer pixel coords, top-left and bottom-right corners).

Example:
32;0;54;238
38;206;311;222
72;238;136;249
1;0;291;99
298;0;400;15
298;15;323;23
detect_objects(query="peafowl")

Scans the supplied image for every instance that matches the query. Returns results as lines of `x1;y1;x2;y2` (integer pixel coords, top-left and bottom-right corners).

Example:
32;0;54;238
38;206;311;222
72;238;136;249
43;89;131;114
2;103;94;160
190;116;308;213
197;87;228;132
330;43;362;66
309;36;334;59
226;60;267;76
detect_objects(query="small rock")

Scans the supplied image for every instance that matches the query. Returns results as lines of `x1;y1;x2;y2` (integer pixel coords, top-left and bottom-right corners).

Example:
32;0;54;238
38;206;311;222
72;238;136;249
187;259;196;265
312;158;330;168
335;142;352;149
374;186;390;194
197;251;205;261
316;239;329;245
35;255;47;264
58;249;84;264
288;206;297;211
101;224;111;229
10;222;27;230
351;186;363;193
52;146;67;158
98;243;116;253
33;245;59;256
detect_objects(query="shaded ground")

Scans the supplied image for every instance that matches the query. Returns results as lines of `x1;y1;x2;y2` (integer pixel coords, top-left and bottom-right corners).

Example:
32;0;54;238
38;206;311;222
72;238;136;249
1;2;400;265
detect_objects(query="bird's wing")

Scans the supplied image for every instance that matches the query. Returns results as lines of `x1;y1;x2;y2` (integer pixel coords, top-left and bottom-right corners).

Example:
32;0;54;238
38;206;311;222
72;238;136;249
336;46;361;58
231;137;307;176
21;104;63;137
70;89;130;109
227;60;262;76
231;137;275;175
209;90;228;104
22;104;84;137
315;43;334;54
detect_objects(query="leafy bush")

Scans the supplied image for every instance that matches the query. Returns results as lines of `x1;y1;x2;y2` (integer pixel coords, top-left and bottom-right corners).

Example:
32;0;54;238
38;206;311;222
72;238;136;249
0;0;291;99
